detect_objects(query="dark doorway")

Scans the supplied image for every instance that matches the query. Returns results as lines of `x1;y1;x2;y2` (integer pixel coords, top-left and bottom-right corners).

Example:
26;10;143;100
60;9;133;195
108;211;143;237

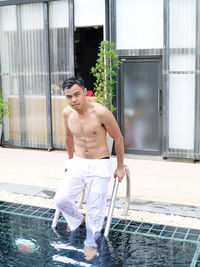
74;27;103;92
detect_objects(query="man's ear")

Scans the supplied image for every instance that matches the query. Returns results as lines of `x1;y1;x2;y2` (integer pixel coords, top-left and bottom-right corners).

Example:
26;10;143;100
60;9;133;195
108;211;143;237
84;88;87;95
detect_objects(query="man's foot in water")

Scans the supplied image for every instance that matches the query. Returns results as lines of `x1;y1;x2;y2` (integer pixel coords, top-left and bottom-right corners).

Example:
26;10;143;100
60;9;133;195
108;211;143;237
66;216;85;232
84;245;98;260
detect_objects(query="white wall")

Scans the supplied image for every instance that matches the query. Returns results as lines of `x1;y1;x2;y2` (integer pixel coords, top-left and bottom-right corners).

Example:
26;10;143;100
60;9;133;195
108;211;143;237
116;0;163;49
74;0;105;27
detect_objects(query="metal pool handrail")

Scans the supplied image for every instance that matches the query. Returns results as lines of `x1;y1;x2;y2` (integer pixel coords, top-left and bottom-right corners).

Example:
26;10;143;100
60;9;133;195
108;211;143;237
104;164;131;238
104;177;119;237
52;190;86;228
124;165;131;216
52;165;131;232
78;165;131;214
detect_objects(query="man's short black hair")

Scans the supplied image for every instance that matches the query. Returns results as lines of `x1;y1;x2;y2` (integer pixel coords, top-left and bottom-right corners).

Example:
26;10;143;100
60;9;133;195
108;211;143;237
62;75;85;91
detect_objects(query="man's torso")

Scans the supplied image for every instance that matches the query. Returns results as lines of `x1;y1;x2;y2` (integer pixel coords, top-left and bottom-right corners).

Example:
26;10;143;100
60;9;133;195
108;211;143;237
67;103;110;159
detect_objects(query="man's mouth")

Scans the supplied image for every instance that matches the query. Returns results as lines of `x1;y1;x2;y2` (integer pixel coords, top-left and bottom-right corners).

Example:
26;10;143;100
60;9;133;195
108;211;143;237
72;104;79;108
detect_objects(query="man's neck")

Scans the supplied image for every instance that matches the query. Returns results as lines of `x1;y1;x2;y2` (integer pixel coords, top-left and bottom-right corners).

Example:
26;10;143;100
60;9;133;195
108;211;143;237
77;100;90;116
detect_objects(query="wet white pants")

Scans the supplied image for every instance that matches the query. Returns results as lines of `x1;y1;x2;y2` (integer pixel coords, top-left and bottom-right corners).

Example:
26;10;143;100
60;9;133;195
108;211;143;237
54;157;113;247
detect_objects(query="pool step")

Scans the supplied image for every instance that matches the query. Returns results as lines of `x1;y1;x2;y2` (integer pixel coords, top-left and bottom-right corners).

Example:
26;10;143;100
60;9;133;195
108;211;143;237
52;255;91;266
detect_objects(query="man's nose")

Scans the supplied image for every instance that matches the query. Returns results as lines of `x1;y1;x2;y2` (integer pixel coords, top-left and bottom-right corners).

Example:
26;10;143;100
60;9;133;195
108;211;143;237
71;96;76;102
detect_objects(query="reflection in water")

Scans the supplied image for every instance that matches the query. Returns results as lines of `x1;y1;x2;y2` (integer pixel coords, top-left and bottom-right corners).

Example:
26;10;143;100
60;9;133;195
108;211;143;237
15;238;40;254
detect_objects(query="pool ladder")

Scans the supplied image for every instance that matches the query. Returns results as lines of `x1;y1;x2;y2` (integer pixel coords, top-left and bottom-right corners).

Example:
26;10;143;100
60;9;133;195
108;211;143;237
52;165;131;238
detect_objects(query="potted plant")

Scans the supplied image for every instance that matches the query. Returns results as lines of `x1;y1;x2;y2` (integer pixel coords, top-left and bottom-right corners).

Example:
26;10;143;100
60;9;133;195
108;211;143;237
0;93;9;143
90;40;120;152
91;40;120;113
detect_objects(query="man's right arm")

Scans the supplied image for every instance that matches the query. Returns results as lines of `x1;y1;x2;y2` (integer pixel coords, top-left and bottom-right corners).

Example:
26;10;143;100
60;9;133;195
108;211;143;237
63;108;74;159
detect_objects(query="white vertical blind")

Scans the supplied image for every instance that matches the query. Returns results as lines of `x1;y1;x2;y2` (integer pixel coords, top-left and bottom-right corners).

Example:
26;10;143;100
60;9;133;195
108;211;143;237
170;54;195;72
49;0;74;148
74;0;105;27
116;0;163;49
170;0;196;48
168;0;196;151
169;74;195;149
21;4;43;30
49;0;69;28
21;3;48;148
0;6;18;142
1;5;16;31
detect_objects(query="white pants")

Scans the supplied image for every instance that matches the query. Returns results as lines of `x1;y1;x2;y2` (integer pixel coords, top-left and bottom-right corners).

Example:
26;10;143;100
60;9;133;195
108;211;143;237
54;157;113;247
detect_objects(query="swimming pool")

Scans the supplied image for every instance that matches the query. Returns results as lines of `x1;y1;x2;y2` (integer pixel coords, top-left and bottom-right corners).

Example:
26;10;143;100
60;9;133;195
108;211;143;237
0;201;200;266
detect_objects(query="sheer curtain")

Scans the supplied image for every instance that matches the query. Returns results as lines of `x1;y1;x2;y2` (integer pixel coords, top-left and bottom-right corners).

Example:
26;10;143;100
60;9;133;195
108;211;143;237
49;0;74;148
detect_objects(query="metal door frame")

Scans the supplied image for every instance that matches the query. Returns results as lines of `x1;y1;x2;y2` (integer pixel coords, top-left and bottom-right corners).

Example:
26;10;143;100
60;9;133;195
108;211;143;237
118;56;162;156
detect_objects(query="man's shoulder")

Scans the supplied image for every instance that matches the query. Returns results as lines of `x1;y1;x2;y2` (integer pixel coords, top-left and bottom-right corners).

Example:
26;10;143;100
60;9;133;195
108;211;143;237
91;102;110;115
91;102;115;125
63;106;73;117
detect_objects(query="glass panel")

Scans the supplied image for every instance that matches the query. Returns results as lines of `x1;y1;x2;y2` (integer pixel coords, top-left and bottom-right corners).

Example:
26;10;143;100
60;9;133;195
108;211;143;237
169;74;195;150
49;0;74;148
124;61;159;151
166;0;196;155
74;0;105;27
116;0;163;49
0;6;18;142
170;0;196;48
0;3;48;148
170;54;195;72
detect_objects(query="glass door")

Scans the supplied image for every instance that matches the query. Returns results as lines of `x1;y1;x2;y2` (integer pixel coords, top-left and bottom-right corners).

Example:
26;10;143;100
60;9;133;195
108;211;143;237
0;3;49;148
120;58;162;155
0;0;74;149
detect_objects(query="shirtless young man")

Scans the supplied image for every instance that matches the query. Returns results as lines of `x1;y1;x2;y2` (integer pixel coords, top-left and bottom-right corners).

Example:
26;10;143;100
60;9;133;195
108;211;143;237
54;76;125;258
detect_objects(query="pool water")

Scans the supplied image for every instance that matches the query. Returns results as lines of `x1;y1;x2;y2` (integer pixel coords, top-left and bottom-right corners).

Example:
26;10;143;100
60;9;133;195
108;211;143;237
0;201;200;267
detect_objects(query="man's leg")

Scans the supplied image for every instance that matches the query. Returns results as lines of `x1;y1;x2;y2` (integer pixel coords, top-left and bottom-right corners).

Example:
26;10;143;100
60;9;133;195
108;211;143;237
54;172;85;232
84;176;110;248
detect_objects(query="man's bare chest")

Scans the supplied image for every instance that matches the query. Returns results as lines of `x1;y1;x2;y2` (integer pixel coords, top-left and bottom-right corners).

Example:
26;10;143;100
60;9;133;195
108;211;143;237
68;116;103;137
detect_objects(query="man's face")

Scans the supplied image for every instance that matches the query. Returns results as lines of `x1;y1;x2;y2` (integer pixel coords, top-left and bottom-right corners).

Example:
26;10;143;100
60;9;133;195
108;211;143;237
64;84;87;110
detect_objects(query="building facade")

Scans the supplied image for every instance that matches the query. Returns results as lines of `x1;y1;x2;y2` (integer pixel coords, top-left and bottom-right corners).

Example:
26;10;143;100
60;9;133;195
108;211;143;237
0;0;200;160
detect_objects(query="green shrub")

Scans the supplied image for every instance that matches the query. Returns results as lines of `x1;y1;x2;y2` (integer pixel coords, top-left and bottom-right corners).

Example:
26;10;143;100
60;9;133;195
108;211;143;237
91;40;120;113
